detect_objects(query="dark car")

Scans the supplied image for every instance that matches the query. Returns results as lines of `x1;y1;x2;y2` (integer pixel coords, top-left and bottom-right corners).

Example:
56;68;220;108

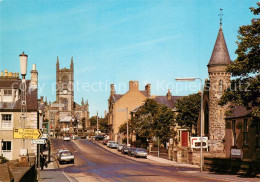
128;147;136;156
121;145;131;154
95;135;104;141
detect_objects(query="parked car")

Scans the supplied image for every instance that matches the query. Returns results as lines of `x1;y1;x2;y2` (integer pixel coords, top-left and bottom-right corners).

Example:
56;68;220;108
117;144;125;152
121;145;131;154
95;135;104;141
133;148;148;158
128;147;136;156
109;142;118;149
107;141;115;147
63;136;70;141
58;151;74;164
103;139;110;145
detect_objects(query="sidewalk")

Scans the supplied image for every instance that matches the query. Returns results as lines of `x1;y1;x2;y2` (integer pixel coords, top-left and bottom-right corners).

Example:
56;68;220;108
177;171;259;182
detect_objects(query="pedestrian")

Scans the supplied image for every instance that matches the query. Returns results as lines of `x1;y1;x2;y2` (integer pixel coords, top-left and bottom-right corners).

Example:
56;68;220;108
40;152;46;170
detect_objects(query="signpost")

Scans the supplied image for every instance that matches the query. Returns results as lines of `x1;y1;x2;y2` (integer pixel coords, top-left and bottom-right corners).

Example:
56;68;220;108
13;128;43;139
191;137;208;151
231;148;242;158
33;139;46;144
41;133;48;139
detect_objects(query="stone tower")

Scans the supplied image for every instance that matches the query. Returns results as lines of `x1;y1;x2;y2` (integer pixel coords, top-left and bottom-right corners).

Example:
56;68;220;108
56;56;74;117
207;25;231;153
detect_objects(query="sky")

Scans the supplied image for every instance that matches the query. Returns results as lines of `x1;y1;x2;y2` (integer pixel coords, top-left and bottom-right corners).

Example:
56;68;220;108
0;0;258;117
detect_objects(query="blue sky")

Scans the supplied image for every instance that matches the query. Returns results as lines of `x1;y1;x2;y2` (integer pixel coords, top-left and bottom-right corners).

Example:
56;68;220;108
0;0;258;116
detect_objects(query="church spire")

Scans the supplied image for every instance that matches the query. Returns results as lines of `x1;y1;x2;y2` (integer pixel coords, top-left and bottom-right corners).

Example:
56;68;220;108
207;24;231;67
70;56;74;71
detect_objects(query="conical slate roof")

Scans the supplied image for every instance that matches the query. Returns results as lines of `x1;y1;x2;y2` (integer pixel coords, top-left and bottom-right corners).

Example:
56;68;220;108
208;26;231;66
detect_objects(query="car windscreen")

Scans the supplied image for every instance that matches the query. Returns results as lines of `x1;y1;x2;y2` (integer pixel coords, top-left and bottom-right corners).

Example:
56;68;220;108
61;152;71;156
137;148;146;152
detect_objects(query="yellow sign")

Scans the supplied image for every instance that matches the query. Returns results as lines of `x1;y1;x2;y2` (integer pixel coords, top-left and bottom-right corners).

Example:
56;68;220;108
13;128;43;139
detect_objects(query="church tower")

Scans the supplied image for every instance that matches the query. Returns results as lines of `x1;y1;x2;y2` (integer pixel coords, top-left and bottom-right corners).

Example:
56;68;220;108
207;25;231;153
56;56;75;118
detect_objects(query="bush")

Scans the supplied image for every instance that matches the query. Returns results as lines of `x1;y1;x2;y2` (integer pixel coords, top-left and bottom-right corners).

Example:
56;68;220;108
0;156;9;163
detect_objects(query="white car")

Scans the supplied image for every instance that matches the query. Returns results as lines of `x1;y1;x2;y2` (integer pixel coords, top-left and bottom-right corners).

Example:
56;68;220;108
58;151;74;164
63;136;71;141
107;141;115;147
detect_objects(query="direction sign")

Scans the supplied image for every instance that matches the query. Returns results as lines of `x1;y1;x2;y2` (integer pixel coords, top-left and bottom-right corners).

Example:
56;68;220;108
33;139;46;144
13;128;43;139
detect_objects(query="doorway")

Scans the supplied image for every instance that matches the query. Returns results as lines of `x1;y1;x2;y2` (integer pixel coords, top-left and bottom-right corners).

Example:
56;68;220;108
2;141;12;160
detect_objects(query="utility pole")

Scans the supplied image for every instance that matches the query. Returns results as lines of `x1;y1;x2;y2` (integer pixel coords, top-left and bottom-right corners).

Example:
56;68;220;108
97;111;99;135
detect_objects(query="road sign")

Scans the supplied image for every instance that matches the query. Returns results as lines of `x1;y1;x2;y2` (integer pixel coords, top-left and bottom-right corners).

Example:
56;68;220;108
191;137;208;151
41;133;48;139
33;139;46;144
13;128;43;139
231;148;242;158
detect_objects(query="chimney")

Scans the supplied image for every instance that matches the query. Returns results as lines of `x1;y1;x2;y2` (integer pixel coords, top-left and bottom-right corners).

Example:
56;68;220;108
110;84;115;97
167;89;172;100
0;71;3;77
129;81;139;92
30;64;38;89
145;84;151;97
40;96;44;103
4;69;8;76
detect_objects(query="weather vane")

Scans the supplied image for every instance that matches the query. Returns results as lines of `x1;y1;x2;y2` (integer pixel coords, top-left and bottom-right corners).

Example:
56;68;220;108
218;8;224;26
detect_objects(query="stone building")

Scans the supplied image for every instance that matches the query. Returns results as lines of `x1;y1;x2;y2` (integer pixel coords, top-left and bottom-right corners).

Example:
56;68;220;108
198;24;232;157
45;57;89;137
0;65;38;160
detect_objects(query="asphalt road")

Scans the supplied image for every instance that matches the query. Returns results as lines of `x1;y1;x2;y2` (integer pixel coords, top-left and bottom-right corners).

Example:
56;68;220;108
51;139;224;182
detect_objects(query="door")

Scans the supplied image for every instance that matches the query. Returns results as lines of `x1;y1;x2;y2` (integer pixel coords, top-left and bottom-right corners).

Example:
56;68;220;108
2;141;12;160
181;131;188;147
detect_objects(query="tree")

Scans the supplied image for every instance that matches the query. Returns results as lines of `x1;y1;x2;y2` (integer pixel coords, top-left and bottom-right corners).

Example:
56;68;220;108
130;99;176;145
220;3;260;121
89;115;109;133
175;93;201;134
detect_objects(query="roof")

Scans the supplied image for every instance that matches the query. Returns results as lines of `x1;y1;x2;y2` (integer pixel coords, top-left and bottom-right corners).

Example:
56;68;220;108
0;80;38;111
154;96;182;110
208;26;232;66
112;90;148;103
225;106;253;119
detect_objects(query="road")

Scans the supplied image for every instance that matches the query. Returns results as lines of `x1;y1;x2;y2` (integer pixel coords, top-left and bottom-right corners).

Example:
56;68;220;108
50;139;227;182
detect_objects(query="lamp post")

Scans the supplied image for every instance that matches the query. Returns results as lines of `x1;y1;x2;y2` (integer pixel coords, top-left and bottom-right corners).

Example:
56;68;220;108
19;52;28;149
175;77;203;172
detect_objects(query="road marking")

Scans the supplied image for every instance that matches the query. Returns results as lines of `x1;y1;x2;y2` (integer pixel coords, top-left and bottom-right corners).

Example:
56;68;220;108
62;170;74;182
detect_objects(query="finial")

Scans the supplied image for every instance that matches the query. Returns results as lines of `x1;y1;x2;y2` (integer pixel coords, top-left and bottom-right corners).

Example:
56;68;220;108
218;8;224;26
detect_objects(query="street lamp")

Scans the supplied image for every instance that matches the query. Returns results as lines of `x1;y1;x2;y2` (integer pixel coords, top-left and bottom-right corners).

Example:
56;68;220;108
19;52;28;150
175;77;204;172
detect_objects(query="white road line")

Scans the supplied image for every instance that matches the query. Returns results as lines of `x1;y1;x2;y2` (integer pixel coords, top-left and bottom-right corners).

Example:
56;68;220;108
62;169;74;182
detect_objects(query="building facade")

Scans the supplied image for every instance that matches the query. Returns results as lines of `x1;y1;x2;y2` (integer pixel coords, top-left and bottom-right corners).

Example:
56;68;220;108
45;57;89;137
0;65;38;160
108;81;150;141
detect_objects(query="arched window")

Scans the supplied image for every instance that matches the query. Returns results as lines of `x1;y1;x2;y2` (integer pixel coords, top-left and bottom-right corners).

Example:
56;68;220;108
219;80;223;95
63;99;68;111
62;76;69;90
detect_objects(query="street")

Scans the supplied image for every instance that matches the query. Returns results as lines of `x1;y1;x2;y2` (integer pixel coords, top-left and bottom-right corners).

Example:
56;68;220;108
50;139;224;182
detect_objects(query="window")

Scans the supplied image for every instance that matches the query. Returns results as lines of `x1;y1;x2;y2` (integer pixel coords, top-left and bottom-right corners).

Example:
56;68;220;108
2;141;11;151
232;120;236;146
63;99;68;111
4;90;12;96
1;114;12;130
243;119;248;146
219;80;223;95
62;76;69;90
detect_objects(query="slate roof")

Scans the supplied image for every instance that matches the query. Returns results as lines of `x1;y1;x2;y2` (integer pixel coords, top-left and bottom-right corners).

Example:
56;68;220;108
0;79;38;111
154;96;182;110
208;26;232;66
225;106;253;119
